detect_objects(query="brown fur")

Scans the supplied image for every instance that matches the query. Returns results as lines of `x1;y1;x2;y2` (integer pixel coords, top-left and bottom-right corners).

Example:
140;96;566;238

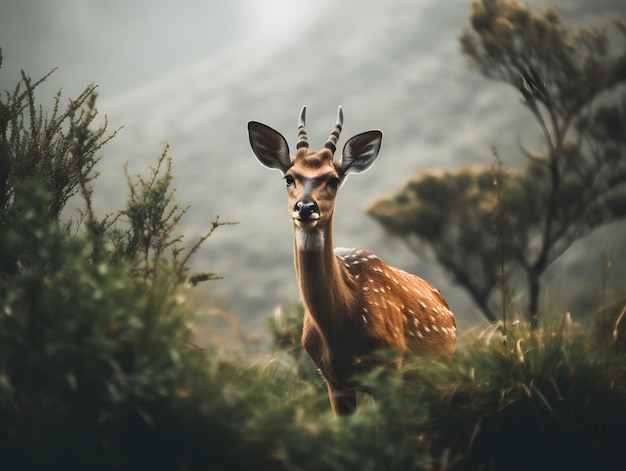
288;151;455;415
248;113;456;416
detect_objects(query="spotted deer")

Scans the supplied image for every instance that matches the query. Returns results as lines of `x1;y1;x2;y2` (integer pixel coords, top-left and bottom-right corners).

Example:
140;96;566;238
248;106;456;415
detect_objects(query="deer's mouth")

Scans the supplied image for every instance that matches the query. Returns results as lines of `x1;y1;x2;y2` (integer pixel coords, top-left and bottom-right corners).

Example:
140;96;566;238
292;212;320;229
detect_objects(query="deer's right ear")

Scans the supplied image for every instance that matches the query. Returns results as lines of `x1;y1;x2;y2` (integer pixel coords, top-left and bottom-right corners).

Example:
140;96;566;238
248;121;292;173
340;130;382;175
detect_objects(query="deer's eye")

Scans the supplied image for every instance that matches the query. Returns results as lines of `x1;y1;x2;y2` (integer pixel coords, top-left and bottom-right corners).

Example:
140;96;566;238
284;175;295;187
328;177;341;190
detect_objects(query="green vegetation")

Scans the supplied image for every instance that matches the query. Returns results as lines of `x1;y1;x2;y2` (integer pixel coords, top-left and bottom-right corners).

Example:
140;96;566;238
2;2;626;469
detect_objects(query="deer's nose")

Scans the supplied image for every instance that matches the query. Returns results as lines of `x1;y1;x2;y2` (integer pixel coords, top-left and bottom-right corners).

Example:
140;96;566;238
295;201;317;219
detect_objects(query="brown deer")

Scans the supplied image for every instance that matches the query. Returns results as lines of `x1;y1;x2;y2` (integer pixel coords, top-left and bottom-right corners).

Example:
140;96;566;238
248;106;456;415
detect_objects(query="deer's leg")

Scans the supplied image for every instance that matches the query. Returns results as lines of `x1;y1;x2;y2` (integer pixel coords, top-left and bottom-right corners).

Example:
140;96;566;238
327;383;357;416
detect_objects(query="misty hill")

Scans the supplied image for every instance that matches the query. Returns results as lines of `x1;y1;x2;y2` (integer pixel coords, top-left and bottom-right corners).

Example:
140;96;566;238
94;0;626;333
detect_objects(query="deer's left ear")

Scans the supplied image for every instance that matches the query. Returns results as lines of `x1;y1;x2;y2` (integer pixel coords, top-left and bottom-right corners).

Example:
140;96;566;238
340;130;383;175
248;121;292;173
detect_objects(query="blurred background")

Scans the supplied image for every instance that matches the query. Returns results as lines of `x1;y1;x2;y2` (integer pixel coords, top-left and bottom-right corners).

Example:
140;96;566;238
2;0;625;335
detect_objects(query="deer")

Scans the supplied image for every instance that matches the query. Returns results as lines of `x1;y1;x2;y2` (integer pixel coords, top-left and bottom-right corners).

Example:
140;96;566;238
248;106;456;415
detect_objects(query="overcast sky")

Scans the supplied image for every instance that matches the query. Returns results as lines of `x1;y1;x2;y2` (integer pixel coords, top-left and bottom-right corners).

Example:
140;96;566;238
0;0;329;102
2;0;624;104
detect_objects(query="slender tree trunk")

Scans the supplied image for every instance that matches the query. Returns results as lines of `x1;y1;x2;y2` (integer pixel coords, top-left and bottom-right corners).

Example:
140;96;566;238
528;272;540;331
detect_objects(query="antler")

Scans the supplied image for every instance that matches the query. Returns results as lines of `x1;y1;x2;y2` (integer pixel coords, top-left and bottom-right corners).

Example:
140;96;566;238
296;106;309;149
324;106;343;154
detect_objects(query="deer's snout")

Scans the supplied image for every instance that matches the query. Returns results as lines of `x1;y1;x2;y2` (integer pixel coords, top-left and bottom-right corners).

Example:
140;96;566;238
295;200;318;219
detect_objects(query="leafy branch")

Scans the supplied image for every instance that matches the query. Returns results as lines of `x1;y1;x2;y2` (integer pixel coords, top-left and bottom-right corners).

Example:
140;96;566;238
108;145;237;284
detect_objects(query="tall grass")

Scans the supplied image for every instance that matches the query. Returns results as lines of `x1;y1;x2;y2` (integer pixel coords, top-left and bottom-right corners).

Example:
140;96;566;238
395;314;626;470
261;300;626;470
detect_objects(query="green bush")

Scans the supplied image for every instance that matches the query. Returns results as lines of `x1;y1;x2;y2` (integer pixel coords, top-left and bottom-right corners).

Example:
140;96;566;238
0;60;249;470
402;316;626;470
1;184;203;469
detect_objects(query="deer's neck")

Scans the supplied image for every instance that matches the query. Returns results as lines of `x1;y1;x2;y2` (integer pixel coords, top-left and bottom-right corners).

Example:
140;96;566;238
293;222;355;330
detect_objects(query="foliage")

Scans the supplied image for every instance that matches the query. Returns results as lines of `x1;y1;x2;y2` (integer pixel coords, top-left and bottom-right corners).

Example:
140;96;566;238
2;34;626;471
107;146;235;285
0;52;115;277
260;298;626;470
265;301;322;383
0;57;237;470
409;314;626;470
6;233;626;471
368;1;626;327
0;72;108;221
1;184;201;469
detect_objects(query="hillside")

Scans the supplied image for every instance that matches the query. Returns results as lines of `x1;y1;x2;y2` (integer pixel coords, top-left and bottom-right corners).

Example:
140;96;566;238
93;0;626;333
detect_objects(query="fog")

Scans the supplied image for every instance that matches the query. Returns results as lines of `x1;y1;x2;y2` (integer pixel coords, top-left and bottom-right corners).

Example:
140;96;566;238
2;0;625;335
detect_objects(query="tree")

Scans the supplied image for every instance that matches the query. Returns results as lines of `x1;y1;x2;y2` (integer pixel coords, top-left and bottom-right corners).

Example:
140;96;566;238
368;0;626;328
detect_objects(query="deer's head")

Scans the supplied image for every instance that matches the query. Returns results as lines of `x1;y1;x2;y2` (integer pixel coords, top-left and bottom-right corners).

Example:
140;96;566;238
248;106;383;230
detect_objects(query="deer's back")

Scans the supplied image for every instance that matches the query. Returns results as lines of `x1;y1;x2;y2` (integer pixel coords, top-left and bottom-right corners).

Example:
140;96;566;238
335;247;456;358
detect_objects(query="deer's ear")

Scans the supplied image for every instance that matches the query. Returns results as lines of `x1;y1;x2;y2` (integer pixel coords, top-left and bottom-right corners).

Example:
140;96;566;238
248;121;292;172
340;130;383;175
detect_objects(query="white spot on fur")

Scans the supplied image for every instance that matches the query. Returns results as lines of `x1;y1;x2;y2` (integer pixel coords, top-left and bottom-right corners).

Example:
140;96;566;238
334;247;352;257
